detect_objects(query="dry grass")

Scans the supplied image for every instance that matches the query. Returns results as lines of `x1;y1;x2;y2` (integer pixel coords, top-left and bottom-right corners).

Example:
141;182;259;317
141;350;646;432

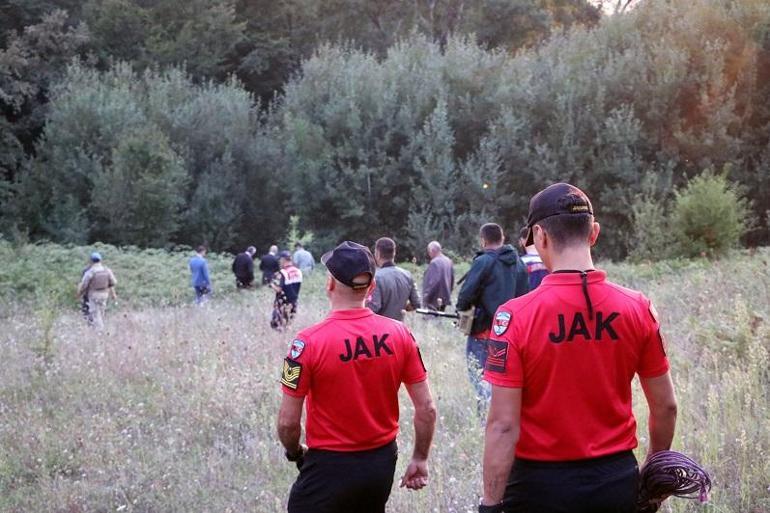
0;250;768;513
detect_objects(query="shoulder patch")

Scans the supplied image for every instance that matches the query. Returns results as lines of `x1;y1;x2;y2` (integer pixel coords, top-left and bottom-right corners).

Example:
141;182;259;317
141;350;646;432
486;339;508;373
280;358;302;390
289;339;305;359
493;311;512;337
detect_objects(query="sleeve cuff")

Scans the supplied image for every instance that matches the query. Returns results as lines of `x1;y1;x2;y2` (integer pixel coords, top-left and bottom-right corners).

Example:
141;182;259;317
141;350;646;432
638;362;670;379
403;375;428;386
281;387;306;398
483;375;523;388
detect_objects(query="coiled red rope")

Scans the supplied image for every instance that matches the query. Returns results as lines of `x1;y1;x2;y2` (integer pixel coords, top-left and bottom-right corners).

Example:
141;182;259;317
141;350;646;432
637;450;712;513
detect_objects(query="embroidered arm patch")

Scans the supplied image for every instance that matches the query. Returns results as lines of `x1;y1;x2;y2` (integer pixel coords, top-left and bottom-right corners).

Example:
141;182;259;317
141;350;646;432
486;339;508;373
281;358;302;390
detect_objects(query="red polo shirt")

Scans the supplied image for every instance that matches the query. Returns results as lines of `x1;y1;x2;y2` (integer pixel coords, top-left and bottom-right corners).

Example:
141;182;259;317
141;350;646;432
484;270;669;461
280;308;427;451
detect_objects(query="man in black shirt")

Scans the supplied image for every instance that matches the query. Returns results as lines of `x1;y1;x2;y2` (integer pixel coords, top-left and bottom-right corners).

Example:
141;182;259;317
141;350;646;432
232;246;257;289
260;245;280;285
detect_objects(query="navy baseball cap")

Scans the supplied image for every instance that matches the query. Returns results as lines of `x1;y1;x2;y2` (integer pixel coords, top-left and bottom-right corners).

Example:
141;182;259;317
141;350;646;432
525;183;593;246
278;250;292;259
321;241;376;289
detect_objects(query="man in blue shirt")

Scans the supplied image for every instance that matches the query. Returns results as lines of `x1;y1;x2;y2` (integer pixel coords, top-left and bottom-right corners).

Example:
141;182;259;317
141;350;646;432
189;245;211;304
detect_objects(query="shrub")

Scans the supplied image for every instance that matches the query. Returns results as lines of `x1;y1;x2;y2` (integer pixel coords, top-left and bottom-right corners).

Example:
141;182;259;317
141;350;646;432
628;195;670;262
671;169;752;258
627;172;674;262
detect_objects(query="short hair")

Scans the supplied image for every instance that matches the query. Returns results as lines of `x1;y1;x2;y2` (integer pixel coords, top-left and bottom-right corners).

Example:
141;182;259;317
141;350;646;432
427;240;441;254
294;242;302;248
480;223;504;244
247;246;256;255
375;237;396;260
536;214;593;250
196;245;207;254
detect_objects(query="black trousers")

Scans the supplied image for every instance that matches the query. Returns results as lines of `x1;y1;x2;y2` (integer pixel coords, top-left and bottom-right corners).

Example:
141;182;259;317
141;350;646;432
288;441;398;513
502;450;639;513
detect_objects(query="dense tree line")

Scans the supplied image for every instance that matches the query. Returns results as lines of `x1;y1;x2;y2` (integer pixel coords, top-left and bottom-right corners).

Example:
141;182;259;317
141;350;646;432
1;0;768;259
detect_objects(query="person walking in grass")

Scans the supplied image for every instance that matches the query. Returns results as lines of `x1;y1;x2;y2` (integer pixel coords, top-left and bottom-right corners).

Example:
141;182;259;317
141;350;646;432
77;252;117;329
260;245;281;285
293;242;316;274
270;251;303;330
478;183;677;513
232;246;257;289
367;237;421;321
189;245;211;304
277;241;436;513
422;240;454;312
455;223;529;415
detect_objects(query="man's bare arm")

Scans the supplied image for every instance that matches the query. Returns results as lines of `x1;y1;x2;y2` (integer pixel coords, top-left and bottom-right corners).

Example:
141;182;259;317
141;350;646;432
276;394;305;454
400;380;437;490
640;371;677;458
481;386;521;506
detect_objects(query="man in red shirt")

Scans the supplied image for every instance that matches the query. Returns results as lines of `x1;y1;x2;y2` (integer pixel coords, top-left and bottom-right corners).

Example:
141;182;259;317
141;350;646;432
479;183;678;513
277;241;437;513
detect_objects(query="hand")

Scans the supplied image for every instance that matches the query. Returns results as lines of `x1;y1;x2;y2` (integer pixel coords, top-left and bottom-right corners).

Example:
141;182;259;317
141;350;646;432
286;444;307;471
478;502;504;513
399;458;428;490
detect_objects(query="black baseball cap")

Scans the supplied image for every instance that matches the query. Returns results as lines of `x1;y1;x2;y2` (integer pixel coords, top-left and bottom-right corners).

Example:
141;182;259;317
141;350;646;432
525;183;593;246
321;241;376;289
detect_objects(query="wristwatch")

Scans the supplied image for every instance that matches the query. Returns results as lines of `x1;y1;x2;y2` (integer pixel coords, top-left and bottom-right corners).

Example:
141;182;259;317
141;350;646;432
478;502;504;513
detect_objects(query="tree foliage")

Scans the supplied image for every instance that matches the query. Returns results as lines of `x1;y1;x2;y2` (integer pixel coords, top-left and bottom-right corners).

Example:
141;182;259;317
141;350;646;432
1;0;768;259
10;63;285;250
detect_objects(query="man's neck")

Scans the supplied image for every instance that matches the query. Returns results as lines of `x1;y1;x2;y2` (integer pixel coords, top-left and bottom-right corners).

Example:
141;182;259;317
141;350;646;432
548;247;595;272
380;260;395;267
330;298;366;311
483;243;503;251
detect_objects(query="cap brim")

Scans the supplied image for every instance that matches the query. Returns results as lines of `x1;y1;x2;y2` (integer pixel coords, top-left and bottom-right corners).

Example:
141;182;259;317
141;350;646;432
321;250;333;266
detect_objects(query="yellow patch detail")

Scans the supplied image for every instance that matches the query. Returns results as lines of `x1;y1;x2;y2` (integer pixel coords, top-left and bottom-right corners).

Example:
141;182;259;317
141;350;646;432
281;359;301;390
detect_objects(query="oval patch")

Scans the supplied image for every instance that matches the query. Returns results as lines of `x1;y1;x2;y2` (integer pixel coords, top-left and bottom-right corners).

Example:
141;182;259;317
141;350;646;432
493;311;512;337
290;339;305;359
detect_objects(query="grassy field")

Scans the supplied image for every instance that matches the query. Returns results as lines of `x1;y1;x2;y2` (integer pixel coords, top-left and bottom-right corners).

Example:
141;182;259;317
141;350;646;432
0;242;768;512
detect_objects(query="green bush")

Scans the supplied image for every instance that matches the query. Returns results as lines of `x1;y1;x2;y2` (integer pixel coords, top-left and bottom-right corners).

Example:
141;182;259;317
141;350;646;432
671;169;752;258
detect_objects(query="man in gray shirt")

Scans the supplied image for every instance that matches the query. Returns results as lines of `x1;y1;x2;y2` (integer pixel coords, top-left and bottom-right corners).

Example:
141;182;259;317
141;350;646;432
293;242;316;274
367;237;421;321
422;240;454;311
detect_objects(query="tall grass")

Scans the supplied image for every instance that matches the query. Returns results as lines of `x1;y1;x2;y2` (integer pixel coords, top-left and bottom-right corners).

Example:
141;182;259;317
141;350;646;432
0;245;767;512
